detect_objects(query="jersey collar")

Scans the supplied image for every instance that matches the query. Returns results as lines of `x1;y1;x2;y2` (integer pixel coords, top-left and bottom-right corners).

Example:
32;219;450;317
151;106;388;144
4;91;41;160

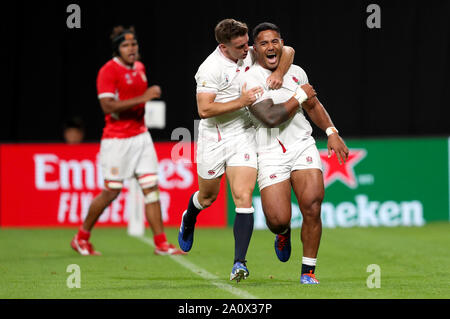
113;57;136;70
216;46;244;67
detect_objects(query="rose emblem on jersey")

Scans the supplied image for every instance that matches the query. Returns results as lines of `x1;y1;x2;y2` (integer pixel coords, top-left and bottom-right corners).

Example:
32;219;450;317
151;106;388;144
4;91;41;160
306;156;313;164
292;76;299;84
244;153;250;161
245;66;250;72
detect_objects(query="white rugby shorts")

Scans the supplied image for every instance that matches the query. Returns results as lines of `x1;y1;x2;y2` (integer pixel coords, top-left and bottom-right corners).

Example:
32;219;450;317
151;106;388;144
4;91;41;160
196;125;257;179
257;140;323;190
100;132;158;184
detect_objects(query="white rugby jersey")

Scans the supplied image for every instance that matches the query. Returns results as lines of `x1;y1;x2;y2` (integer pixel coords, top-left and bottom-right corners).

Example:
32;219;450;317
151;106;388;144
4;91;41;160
195;46;255;132
240;64;314;151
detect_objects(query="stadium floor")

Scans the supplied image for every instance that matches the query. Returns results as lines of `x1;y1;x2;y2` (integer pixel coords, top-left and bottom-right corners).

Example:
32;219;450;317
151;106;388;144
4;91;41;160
1;223;449;299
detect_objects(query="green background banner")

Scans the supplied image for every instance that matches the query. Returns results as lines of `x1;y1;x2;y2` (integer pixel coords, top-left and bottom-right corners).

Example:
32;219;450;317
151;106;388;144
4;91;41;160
228;137;450;228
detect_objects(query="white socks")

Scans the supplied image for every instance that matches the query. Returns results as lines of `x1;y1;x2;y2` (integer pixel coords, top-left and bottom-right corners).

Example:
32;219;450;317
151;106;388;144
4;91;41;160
302;256;317;266
192;191;204;210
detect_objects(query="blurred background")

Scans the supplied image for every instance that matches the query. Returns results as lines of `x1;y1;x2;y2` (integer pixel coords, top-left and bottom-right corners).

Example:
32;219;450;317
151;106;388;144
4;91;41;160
2;0;449;143
1;0;449;229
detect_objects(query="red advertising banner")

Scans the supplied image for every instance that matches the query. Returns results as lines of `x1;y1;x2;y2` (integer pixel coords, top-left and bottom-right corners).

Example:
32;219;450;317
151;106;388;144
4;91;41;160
0;143;226;227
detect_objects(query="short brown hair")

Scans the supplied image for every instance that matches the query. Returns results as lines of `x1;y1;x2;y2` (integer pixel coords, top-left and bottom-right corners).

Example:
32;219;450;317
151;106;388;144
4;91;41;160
214;19;248;44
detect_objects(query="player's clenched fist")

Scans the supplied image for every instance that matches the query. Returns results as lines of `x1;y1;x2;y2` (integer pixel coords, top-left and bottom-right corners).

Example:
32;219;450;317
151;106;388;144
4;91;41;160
141;85;162;102
300;84;317;100
240;82;264;106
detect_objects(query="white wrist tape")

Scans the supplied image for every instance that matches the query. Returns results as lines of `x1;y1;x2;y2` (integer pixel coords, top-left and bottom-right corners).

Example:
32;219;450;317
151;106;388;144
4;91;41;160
293;86;308;104
326;127;339;136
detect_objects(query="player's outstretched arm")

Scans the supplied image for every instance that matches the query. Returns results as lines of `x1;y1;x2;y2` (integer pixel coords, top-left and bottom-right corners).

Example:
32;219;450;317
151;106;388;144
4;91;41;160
248;83;316;127
266;46;295;90
302;97;349;164
197;83;263;118
100;85;161;114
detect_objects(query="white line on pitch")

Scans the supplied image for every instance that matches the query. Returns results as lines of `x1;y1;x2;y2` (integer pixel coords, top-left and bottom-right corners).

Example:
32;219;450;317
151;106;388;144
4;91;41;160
134;235;258;299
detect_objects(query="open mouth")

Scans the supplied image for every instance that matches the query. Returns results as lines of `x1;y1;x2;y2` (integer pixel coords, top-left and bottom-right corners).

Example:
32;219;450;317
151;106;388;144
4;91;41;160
266;53;277;64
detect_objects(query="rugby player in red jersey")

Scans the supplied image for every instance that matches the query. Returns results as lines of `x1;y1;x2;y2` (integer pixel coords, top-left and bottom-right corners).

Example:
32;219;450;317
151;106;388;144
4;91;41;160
71;26;184;256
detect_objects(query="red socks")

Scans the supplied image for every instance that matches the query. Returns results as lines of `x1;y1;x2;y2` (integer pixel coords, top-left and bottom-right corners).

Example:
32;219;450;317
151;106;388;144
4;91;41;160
153;232;167;247
77;227;91;241
78;227;168;247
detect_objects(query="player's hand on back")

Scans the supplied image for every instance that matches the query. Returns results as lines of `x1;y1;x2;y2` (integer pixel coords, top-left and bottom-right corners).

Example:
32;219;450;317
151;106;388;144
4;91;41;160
142;85;162;102
240;82;264;106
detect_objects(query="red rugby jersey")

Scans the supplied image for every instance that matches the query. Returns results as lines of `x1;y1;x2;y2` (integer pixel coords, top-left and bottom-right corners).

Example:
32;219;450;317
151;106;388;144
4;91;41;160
96;57;148;139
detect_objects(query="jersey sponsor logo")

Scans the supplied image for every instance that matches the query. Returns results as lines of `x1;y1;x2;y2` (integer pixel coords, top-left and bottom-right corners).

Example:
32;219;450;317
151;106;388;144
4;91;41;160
319;149;366;189
269;174;277;180
208;170;216;176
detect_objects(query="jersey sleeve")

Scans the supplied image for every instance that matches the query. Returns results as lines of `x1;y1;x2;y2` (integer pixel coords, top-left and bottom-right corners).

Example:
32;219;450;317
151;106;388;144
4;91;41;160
195;62;221;94
97;65;117;99
298;67;309;85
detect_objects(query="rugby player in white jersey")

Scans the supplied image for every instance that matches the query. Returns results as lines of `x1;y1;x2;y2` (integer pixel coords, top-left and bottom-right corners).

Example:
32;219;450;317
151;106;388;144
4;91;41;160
178;19;296;282
240;22;349;284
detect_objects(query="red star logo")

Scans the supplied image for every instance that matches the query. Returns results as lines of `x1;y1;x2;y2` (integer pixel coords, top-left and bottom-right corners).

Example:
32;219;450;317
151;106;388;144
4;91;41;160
319;149;367;189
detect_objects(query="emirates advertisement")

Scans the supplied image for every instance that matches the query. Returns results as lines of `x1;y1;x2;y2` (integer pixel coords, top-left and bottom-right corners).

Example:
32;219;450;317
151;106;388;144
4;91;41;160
0;143;226;227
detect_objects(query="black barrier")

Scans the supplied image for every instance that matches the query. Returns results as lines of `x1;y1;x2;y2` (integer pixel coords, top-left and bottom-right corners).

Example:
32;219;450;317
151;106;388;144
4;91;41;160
2;0;450;142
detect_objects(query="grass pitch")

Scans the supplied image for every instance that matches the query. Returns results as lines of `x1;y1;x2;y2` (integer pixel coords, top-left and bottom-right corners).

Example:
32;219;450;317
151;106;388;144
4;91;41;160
0;222;449;299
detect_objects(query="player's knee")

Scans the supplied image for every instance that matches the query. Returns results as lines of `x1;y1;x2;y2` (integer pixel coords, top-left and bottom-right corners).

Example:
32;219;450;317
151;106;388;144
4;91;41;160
138;174;161;204
143;189;160;204
232;189;253;208
300;196;323;221
266;215;290;234
104;180;124;200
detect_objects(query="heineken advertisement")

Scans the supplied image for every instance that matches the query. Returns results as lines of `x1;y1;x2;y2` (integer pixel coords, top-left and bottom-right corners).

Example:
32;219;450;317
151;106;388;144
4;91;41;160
228;137;450;229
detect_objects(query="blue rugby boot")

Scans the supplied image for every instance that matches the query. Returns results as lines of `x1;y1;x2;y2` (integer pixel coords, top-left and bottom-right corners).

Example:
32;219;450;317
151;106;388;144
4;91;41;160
300;271;320;284
230;261;249;282
178;210;195;252
274;228;291;262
